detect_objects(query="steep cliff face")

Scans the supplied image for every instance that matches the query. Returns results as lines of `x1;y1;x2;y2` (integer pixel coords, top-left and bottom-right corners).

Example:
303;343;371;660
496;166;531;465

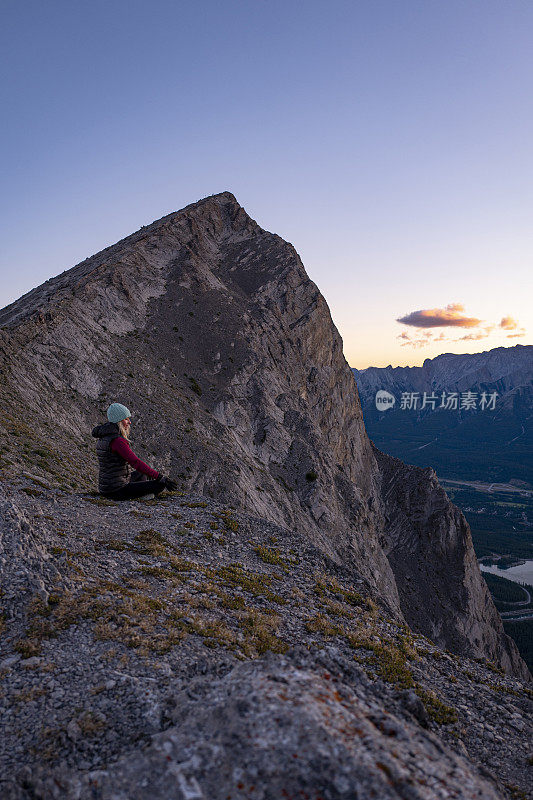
374;447;529;679
0;191;528;679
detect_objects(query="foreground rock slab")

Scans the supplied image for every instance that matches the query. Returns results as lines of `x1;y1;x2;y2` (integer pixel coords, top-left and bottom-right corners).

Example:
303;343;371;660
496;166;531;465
1;479;531;800
27;654;502;800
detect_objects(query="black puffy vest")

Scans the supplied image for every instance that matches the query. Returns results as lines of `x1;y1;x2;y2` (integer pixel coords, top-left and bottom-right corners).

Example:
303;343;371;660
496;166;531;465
91;422;131;494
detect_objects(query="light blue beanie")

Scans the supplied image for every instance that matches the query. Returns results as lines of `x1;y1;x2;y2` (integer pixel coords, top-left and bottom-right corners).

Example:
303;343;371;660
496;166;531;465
106;403;131;423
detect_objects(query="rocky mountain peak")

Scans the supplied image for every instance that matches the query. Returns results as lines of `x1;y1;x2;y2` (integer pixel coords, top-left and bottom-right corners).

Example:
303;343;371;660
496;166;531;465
0;192;529;686
1;191;531;799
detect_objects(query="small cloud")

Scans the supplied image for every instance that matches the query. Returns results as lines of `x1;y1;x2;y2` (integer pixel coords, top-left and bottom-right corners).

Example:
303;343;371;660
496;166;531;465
500;316;518;330
397;302;481;329
506;332;526;338
400;338;430;348
399;329;441;348
456;331;491;341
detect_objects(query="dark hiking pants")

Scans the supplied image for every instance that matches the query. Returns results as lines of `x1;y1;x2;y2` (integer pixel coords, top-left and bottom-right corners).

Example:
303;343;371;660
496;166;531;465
102;470;167;501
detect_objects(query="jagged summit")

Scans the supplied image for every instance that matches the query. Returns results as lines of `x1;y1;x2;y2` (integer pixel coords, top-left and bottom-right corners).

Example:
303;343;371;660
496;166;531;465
0;191;254;330
0;192;528;682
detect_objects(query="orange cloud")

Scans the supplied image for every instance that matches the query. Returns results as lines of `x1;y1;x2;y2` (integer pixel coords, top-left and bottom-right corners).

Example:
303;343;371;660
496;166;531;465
395;308;527;348
397;302;481;329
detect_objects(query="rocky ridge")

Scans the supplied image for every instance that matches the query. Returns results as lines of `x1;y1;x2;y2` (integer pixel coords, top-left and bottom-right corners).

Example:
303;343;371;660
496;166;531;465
0;475;531;799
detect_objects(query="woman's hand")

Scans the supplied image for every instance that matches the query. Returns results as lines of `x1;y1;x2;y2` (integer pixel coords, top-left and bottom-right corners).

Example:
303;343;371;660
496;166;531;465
161;475;178;491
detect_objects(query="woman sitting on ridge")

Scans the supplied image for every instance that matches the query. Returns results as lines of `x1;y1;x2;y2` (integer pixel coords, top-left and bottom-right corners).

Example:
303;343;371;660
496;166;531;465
92;403;177;500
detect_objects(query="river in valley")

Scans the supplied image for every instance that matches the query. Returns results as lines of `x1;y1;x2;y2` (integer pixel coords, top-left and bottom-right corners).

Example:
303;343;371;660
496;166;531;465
480;559;533;585
479;560;533;621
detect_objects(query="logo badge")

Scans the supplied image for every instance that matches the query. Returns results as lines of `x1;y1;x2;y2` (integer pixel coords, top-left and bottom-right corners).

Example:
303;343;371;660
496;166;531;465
375;390;396;412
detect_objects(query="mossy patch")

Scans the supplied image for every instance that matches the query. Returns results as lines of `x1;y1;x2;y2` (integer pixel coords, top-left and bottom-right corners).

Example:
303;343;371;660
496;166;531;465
104;540;133;552
254;545;291;571
396;631;418;661
215;563;285;604
14;638;42;658
369;643;415;689
76;711;107;736
305;613;344;638
319;598;353;618
82;496;116;507
216;592;246;610
212;509;239;531
238;611;288;656
134;529;170;558
414;684;458;725
175;615;239;650
15;583;176;657
13;686;48;704
313;575;366;609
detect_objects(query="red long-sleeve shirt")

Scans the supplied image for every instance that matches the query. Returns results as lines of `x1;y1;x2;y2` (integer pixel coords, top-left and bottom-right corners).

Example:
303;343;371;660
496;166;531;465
110;437;160;480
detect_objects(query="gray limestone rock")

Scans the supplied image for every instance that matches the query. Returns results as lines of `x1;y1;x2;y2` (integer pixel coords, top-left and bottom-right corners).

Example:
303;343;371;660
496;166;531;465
375;446;530;681
27;655;504;800
0;191;528;686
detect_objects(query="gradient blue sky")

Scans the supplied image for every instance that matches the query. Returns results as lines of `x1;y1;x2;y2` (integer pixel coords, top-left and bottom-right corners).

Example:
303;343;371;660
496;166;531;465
1;0;531;368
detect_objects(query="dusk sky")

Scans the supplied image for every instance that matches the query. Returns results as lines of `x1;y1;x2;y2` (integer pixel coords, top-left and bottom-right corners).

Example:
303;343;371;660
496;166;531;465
1;0;531;368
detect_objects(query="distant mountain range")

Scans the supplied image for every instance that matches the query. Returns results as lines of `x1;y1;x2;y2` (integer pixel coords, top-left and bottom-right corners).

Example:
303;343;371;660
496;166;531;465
352;344;533;484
